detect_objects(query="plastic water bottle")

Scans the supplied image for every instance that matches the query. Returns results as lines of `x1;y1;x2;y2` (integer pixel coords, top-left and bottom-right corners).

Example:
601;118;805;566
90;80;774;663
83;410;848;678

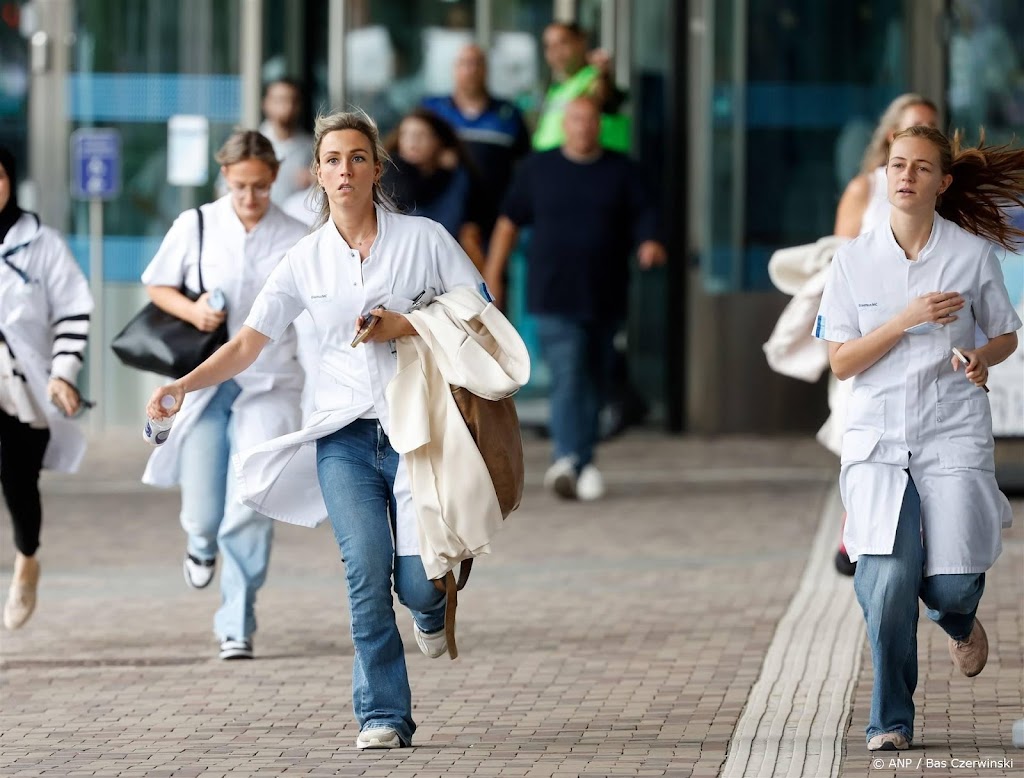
208;288;226;312
143;395;177;446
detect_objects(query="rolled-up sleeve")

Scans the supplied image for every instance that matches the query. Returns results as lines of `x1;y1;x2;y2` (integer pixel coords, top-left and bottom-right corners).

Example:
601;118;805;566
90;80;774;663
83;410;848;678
814;252;860;343
244;255;304;342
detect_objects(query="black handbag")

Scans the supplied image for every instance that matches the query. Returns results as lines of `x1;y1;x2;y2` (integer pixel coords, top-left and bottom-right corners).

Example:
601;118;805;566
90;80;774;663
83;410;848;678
110;208;228;379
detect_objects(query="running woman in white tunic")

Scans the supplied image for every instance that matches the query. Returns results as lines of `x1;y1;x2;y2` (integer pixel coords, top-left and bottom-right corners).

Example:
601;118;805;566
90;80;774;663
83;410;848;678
141;130;308;661
145;112;483;750
816;126;1023;753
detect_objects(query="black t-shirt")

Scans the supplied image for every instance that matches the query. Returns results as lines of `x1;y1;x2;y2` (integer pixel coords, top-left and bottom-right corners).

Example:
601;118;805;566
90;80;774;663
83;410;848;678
500;149;659;320
383;157;486;239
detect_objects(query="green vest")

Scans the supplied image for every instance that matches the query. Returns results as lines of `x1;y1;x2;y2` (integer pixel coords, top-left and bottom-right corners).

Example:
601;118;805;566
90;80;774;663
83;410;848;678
532;65;631;152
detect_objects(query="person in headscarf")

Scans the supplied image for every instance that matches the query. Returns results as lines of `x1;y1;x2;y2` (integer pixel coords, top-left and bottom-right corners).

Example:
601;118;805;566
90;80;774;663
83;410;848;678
0;145;94;630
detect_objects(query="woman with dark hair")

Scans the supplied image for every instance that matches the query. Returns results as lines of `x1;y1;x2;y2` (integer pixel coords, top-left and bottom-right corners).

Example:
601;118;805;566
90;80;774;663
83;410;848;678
815;126;1023;752
0;145;93;630
141;129;308;660
383;107;486;270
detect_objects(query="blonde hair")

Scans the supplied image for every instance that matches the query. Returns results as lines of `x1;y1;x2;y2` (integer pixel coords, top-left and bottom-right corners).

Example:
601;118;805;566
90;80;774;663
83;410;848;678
310;109;397;228
860;94;938;175
890;125;1024;251
214;129;279;172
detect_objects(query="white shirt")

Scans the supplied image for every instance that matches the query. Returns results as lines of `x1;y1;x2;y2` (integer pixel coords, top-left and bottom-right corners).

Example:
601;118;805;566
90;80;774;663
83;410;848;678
141;196;307;384
235;207;483;551
816;215;1021;575
260;121;314;205
140;197;309;488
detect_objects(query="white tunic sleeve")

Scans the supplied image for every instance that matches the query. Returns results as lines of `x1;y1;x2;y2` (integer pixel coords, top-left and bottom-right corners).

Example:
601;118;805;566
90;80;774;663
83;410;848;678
974;245;1023;339
814;251;859;343
429;220;484;292
140;209;200;288
244;254;304;342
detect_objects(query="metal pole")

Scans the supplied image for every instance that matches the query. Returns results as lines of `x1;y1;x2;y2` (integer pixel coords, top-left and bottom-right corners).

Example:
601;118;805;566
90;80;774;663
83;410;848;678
328;0;346;110
475;0;492;48
240;0;263;127
88;197;104;429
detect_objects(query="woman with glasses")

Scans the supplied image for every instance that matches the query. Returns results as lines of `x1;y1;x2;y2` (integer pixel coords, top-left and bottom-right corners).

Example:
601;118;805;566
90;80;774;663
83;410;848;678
141;129;308;660
0;145;93;630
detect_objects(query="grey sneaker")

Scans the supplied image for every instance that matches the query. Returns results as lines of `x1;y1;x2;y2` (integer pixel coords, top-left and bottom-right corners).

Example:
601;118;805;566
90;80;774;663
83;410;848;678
868;732;910;751
949;619;988;677
414;623;448;658
356;726;402;749
183;554;216;589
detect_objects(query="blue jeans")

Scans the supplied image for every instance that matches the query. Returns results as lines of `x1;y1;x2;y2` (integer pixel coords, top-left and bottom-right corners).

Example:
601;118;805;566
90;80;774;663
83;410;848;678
316;419;446;746
534;315;619;469
853;475;985;743
179;380;273;642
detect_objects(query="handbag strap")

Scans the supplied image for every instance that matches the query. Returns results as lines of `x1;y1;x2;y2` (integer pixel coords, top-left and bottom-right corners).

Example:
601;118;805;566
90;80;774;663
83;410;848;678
194;207;206;294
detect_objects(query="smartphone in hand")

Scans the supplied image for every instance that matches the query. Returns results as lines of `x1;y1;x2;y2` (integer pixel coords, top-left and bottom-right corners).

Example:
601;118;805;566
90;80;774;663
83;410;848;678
951;347;989;393
350;313;381;347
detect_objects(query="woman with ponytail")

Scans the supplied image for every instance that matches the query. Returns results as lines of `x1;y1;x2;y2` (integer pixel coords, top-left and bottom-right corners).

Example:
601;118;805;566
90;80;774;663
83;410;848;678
815;126;1023;752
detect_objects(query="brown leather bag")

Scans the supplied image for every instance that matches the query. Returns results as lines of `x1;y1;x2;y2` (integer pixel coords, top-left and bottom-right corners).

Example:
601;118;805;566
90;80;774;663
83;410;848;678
432;387;524;658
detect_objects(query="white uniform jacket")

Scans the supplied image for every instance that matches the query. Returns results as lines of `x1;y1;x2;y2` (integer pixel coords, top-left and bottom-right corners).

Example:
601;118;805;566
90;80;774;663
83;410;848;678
141;197;307;487
815;215;1022;575
386;287;530;580
0;213;93;472
233;207;483;555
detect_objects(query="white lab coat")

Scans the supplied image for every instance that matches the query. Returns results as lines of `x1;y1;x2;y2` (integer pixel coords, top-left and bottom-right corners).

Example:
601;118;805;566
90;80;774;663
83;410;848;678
141;197;307;487
815;215;1022;575
233;206;483;555
0;213;93;472
387;287;530;579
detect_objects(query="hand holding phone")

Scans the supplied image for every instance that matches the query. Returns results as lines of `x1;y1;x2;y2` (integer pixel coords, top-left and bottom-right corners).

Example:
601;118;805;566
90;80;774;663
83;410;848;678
951;347;990;393
350;313;381;347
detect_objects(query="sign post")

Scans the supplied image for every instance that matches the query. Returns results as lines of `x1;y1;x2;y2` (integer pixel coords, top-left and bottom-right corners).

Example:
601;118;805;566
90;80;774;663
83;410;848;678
70;128;121;429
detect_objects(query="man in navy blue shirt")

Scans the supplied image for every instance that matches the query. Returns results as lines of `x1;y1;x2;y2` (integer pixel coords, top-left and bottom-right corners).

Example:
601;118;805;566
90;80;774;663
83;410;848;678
422;44;531;243
484;97;666;502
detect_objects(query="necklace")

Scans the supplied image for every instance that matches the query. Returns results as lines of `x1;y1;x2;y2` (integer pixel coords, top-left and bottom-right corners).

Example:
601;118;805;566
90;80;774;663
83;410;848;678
345;220;377;248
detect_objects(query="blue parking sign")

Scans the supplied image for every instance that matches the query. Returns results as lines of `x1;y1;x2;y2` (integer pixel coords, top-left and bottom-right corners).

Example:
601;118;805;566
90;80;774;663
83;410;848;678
71;128;121;200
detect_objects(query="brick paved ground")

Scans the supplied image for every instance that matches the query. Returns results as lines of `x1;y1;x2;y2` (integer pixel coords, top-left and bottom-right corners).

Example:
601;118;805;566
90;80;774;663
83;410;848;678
0;430;1020;777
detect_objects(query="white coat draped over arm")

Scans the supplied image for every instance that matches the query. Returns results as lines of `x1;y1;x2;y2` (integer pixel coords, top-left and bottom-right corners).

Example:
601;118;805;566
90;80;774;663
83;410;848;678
387;287;530;580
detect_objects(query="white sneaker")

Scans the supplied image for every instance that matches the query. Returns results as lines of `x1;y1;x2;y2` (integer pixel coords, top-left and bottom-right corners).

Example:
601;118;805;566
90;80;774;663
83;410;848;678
218;637;253;660
576;464;605;501
543;457;577;499
414;623;448;658
183;554;216;589
356;726;402;749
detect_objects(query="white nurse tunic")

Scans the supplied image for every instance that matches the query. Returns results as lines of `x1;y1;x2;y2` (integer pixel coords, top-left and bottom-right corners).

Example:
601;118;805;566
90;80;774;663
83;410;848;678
235;206;483;555
815;214;1021;575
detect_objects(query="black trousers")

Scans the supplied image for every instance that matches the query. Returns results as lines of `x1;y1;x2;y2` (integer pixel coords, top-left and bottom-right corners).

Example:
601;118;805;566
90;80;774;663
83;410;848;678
0;408;50;556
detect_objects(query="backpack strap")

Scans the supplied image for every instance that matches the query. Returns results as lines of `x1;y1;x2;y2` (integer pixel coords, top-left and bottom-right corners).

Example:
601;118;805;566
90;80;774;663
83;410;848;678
194;207;206;294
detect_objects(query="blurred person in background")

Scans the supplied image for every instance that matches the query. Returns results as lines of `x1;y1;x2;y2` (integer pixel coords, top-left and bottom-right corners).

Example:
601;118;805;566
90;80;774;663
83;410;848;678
532;21;629;153
141;130;307;661
816;125;1022;753
421;43;531;245
0;146;93;630
485;98;665;501
829;94;939;574
145;110;486;750
383;107;487;270
260;78;315;206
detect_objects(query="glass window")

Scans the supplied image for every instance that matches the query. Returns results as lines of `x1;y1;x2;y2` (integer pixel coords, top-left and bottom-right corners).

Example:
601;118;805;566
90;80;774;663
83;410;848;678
0;1;30;178
702;0;909;292
345;0;476;135
947;0;1024;146
490;0;550;115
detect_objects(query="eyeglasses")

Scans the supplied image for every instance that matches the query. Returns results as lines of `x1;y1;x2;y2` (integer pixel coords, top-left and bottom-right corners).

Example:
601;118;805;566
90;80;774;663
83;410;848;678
227;182;272;198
